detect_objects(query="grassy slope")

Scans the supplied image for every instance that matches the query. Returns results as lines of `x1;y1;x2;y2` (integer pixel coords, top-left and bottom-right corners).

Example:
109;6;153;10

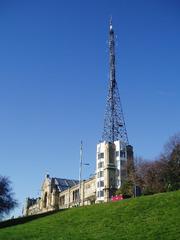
0;191;179;240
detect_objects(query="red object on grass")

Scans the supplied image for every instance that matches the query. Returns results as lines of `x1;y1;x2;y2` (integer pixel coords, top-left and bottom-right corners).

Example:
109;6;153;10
111;195;124;201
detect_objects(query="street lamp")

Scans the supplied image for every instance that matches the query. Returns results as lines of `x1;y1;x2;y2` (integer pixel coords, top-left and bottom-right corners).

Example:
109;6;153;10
79;141;90;206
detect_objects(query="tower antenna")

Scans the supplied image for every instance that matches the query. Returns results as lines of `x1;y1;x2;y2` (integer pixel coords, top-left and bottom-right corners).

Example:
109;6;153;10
102;19;129;144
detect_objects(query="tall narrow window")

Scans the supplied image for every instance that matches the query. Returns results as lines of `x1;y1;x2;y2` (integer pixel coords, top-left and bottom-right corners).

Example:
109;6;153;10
120;150;126;158
44;192;47;208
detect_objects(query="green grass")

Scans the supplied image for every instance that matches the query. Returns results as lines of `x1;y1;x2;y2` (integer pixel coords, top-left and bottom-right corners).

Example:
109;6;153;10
0;191;180;240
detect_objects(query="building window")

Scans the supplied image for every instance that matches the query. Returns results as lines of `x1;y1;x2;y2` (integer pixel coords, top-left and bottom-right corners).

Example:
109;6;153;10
100;181;104;187
98;162;104;168
100;190;104;197
97;181;104;188
43;192;47;208
97;171;104;178
120;150;126;158
60;196;65;206
73;189;79;202
97;190;104;197
98;153;104;159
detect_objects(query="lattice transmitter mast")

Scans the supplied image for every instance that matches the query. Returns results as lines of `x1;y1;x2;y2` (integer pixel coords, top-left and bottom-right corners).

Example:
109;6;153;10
102;19;128;144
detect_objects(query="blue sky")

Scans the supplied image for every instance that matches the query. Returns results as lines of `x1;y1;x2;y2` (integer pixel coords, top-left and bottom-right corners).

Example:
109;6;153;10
0;0;179;217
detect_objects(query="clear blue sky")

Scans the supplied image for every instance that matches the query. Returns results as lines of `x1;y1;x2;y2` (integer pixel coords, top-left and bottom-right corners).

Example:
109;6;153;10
0;0;179;217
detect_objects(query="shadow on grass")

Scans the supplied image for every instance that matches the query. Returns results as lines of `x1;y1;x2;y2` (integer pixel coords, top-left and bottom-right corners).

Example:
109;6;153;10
0;209;66;229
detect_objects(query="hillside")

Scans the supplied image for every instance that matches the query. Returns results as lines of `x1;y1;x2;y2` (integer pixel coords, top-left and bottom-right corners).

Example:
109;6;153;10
0;191;179;240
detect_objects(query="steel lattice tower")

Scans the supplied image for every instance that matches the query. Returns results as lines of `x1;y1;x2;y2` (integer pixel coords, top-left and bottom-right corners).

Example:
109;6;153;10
102;19;129;144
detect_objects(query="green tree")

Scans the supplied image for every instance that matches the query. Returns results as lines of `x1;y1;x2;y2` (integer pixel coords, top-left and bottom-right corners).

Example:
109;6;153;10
0;176;18;220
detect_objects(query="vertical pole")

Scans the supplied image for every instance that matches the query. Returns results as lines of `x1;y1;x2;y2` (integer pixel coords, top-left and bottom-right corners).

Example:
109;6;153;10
79;140;83;205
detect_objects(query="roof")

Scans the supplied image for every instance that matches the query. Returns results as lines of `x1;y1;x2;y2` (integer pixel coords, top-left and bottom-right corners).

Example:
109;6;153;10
52;178;79;192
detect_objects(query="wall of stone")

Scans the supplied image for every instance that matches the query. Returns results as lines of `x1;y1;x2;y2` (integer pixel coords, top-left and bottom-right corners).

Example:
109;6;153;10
24;177;96;216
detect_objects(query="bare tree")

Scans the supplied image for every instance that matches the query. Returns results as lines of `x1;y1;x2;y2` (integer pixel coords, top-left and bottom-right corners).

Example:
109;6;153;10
163;132;180;158
134;132;180;195
160;132;180;191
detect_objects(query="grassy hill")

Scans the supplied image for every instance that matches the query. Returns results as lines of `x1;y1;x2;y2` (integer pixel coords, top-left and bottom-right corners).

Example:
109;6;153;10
0;191;179;240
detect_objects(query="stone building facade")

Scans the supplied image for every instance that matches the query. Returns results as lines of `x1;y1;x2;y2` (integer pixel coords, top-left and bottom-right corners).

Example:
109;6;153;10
24;141;133;216
24;175;96;215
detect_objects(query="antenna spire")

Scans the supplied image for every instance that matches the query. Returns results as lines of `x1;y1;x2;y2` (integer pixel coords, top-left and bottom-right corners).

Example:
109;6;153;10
110;16;113;30
102;20;129;144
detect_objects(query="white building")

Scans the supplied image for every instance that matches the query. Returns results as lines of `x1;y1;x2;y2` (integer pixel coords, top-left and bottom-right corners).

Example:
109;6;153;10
96;141;133;203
